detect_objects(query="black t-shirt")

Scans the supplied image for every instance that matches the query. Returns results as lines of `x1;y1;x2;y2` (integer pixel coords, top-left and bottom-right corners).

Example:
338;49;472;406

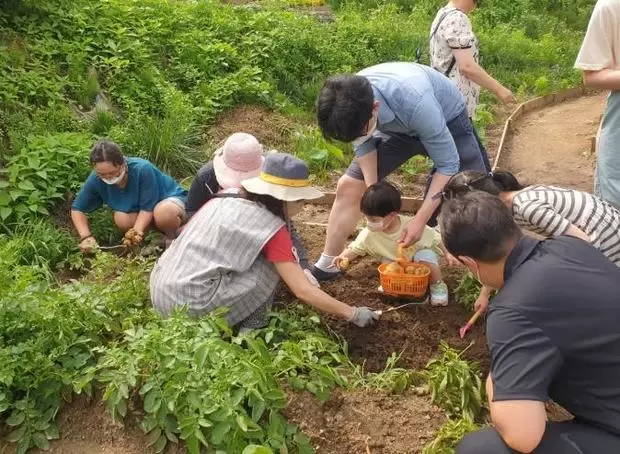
186;162;220;218
488;235;620;436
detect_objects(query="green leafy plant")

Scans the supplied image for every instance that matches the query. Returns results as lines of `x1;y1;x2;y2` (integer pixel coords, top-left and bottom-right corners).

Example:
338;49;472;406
96;309;315;454
424;342;483;420
290;126;348;180
0;253;153;453
351;352;416;394
454;272;482;311
0;132;92;224
422;417;480;454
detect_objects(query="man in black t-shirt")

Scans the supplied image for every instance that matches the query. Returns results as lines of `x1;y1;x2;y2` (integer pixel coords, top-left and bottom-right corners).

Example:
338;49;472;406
439;191;620;454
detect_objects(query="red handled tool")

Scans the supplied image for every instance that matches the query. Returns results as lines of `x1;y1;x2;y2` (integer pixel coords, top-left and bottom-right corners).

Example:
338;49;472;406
459;307;485;339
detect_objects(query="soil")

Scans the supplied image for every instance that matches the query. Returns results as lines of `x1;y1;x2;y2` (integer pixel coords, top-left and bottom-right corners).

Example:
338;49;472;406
284;390;445;454
287;223;490;375
206;104;297;153
0;395;186;454
498;94;605;191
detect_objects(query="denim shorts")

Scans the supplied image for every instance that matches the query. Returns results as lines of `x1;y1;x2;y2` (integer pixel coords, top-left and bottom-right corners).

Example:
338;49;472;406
162;197;188;221
345;108;490;182
413;248;439;265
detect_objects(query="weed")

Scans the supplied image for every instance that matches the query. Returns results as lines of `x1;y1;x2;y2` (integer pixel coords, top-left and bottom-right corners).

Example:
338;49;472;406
422;417;480;454
424;341;483;420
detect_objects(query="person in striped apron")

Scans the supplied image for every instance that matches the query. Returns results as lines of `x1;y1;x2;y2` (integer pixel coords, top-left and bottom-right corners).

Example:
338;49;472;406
184;132;316;284
149;153;380;331
440;170;620;312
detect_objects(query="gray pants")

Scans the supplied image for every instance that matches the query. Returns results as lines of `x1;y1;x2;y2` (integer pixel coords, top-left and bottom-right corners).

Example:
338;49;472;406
457;422;620;454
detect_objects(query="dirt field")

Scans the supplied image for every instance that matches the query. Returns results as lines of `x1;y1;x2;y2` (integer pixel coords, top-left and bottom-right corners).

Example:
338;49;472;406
5;94;605;453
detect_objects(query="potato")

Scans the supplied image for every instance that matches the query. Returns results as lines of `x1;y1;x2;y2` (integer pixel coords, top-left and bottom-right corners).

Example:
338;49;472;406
385;262;404;274
405;265;417;274
339;258;350;270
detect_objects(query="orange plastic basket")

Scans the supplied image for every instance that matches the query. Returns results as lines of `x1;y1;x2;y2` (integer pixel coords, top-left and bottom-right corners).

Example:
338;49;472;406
377;262;431;297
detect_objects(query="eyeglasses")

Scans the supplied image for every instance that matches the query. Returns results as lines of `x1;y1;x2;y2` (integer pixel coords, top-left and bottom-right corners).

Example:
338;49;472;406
431;172;492;201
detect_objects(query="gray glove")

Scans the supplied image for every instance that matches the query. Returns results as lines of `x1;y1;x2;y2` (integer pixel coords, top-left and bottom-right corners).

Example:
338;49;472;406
347;307;380;327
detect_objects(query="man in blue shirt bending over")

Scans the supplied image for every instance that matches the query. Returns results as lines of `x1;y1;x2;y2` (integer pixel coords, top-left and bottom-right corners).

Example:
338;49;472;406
311;61;491;281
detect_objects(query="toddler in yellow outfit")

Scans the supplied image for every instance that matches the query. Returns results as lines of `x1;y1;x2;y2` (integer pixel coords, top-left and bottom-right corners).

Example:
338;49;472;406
333;181;448;306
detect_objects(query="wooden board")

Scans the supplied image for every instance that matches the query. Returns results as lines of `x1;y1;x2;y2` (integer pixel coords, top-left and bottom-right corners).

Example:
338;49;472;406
313;192;423;213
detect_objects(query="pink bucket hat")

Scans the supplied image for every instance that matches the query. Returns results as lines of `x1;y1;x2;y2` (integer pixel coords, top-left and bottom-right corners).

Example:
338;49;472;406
213;133;264;189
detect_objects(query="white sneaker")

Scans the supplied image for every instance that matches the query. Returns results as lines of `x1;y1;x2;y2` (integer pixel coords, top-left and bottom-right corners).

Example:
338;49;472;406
430;281;449;306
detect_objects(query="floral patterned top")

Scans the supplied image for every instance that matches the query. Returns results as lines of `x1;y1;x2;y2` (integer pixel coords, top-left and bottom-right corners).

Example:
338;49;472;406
430;6;480;117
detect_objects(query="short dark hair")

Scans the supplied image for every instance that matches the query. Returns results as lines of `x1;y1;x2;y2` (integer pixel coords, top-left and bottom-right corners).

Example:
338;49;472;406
439;191;522;263
442;170;525;198
90;139;124;166
360;180;401;217
316;75;375;142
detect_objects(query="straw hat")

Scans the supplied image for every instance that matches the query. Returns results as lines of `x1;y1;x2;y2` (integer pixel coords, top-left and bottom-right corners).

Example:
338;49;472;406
213;133;264;189
241;153;323;202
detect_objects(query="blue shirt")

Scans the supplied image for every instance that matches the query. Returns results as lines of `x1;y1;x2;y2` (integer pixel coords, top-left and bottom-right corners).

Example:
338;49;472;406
72;157;187;213
356;62;467;175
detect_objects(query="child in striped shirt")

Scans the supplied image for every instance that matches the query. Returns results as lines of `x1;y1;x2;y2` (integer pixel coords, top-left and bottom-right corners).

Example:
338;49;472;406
443;170;620;311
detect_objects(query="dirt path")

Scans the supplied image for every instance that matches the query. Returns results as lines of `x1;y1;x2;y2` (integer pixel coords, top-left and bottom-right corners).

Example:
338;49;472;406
498;94;605;191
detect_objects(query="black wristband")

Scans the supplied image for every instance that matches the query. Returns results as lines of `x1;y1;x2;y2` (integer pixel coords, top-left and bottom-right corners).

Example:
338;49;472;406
80;234;93;242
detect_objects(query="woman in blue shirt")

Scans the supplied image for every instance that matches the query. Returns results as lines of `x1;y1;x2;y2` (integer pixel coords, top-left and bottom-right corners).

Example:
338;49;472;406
71;140;187;252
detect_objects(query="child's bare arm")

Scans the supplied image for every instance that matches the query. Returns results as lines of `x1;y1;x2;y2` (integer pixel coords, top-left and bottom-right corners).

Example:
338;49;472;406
332;248;360;269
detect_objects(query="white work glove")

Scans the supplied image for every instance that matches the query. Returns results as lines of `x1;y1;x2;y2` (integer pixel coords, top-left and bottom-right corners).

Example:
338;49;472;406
347;307;380;327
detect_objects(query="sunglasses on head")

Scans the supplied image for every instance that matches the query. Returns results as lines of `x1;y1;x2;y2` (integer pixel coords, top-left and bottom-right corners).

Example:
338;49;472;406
431;172;492;201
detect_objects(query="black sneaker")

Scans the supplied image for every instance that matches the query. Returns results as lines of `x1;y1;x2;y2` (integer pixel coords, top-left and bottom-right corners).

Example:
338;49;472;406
309;265;343;282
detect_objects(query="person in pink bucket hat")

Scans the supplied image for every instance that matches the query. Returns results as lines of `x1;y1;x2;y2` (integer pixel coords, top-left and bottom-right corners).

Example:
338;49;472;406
212;132;264;190
185;133;315;281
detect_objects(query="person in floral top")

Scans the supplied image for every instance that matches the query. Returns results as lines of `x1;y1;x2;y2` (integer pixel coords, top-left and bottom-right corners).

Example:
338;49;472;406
430;0;515;118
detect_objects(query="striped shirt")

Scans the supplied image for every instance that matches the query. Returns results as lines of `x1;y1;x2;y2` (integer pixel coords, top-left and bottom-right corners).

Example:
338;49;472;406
512;185;620;266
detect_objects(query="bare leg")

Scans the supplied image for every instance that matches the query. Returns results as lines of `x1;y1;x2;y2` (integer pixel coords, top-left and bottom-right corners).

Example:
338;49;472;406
323;175;366;256
113;212;138;232
153;200;184;238
422;262;442;284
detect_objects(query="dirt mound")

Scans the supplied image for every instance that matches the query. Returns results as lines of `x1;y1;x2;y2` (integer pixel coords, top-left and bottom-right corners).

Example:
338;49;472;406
284;390;445;454
207;105;296;152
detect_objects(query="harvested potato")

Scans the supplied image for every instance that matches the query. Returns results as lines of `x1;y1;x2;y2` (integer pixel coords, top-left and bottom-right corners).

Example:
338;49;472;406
385;262;404;274
339;258;350;270
405;265;417;274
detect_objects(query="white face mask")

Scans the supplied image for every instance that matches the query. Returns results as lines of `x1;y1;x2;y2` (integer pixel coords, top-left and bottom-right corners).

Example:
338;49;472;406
351;113;378;148
101;168;125;185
